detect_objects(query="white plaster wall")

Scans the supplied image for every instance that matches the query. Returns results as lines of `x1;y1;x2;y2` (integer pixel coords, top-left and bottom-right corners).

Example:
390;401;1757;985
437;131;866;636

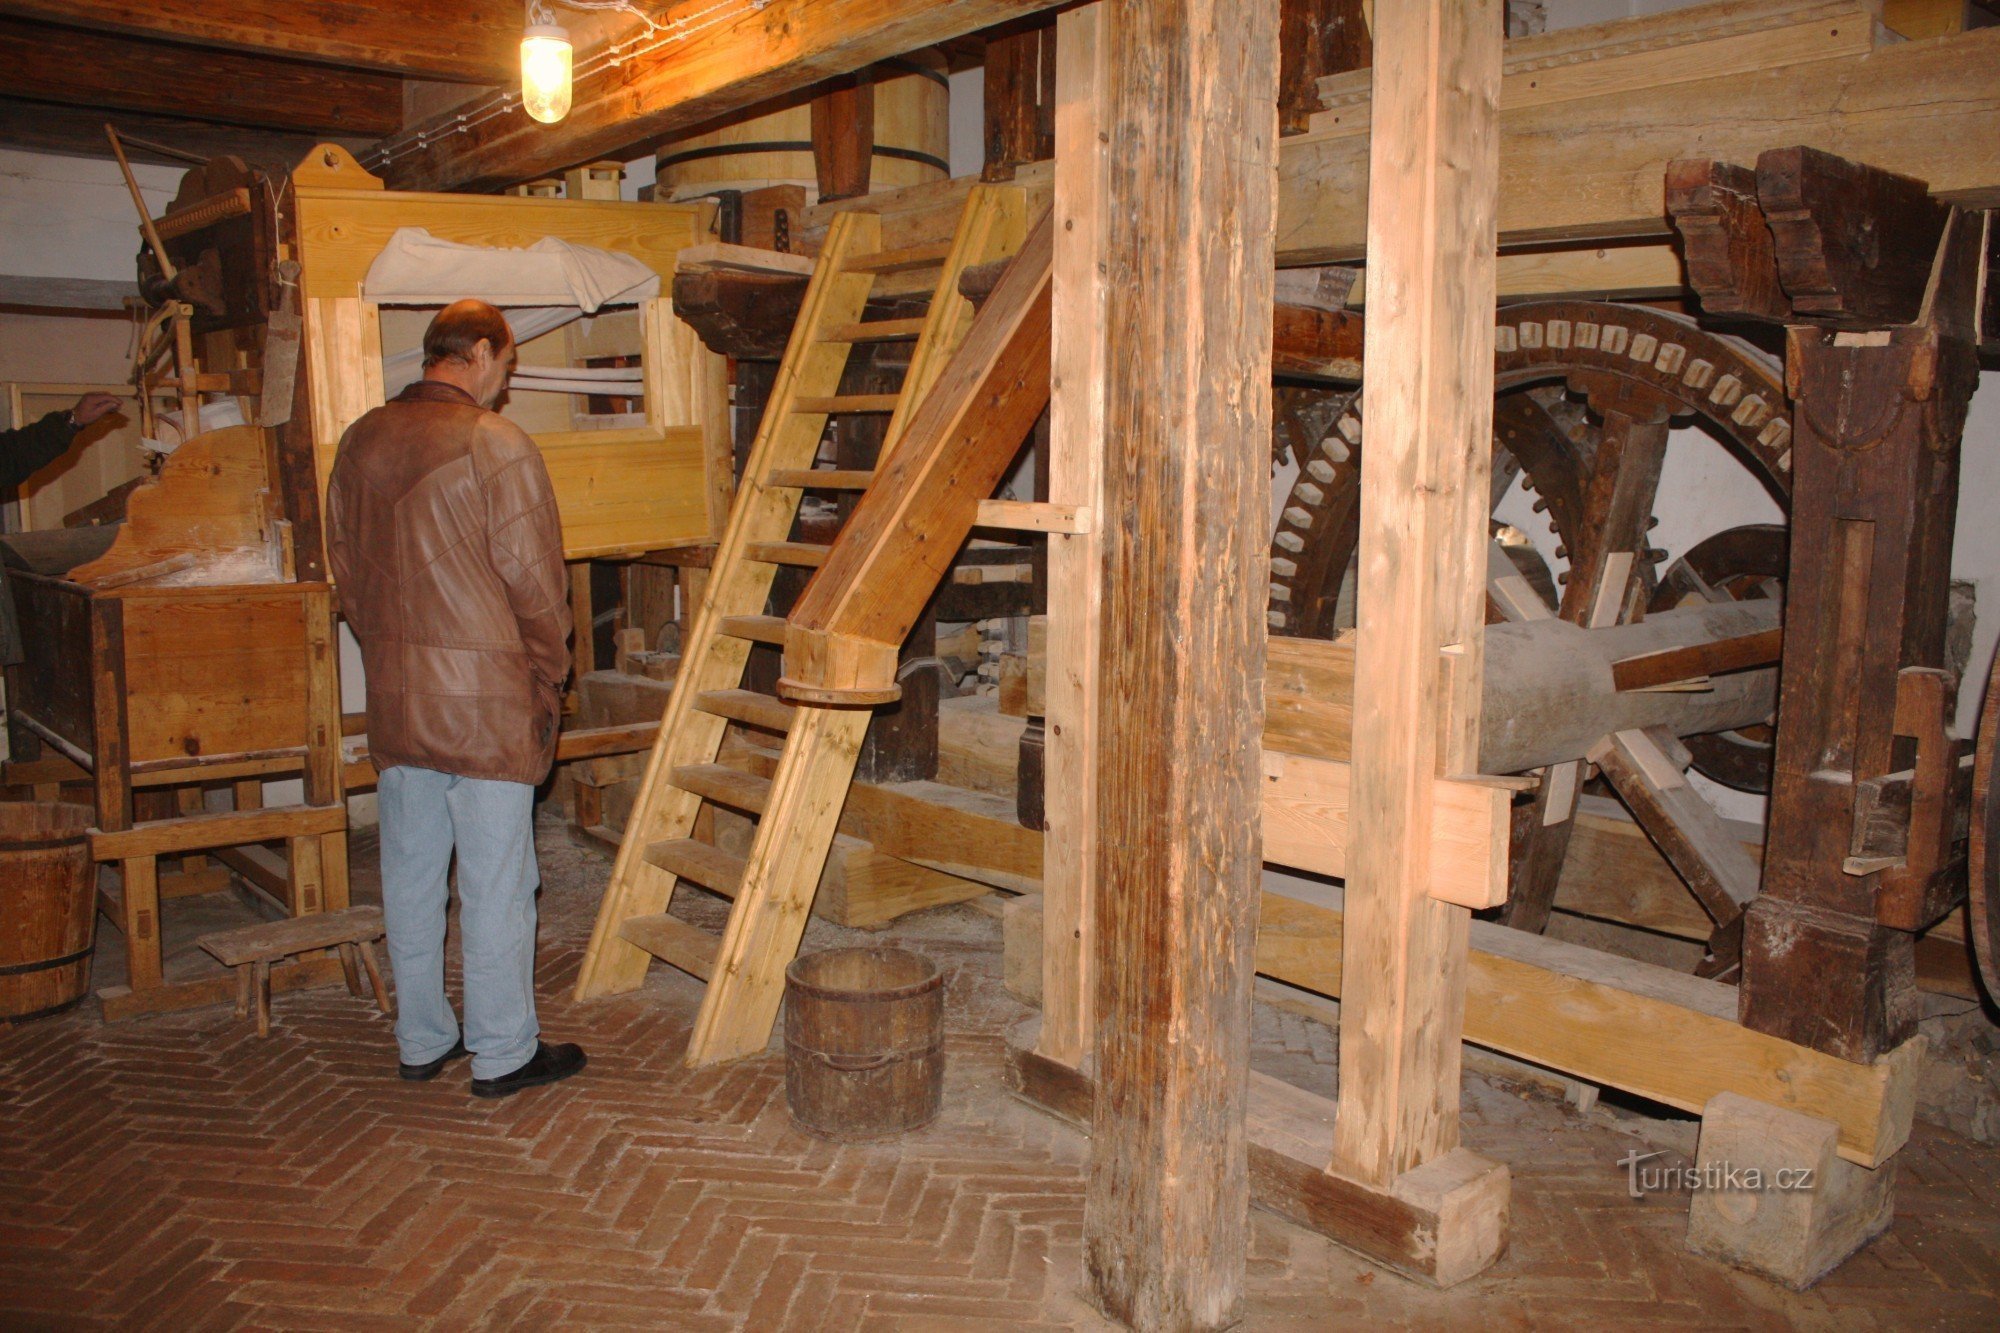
0;149;178;283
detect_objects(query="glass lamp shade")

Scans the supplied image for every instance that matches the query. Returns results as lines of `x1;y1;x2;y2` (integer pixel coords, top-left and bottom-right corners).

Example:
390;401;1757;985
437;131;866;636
521;25;573;124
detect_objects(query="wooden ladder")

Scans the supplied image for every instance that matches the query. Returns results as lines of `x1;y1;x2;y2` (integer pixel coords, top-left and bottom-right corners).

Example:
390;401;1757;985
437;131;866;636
574;185;1030;1066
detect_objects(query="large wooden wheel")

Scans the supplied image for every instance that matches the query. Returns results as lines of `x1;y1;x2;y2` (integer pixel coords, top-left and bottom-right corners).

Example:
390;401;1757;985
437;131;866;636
1266;301;1791;976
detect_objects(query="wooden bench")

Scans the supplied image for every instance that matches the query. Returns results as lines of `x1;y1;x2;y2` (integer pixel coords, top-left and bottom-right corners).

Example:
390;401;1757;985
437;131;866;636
198;906;391;1036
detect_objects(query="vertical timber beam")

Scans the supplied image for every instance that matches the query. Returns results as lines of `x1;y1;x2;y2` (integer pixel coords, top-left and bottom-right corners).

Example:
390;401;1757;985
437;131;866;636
1740;209;1983;1062
1082;0;1278;1325
1036;2;1109;1072
1332;0;1502;1189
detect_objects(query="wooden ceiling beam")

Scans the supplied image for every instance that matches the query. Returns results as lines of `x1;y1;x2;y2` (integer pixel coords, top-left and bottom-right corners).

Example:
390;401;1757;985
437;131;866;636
1;20;402;136
377;0;1071;193
0;1;518;83
0;98;367;172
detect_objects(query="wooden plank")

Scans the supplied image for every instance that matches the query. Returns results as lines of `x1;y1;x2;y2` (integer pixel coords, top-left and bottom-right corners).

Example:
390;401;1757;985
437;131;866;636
641;297;734;540
379;0;1073;192
1277;23;2000;262
0;0;527;82
293;190;705;300
1315;0;1870;131
0;17;401;136
618;912;719;981
973;499;1092;534
200;906;385;967
1083;0;1277;1322
674;242;816;277
685;707;870;1064
1334;0;1501;1192
1255;886;1920;1168
1035;1;1109;1073
90;803;346;862
810;73;875;202
1612;626;1784;691
1259;751;1507;909
302;296;384;541
531;426;711;559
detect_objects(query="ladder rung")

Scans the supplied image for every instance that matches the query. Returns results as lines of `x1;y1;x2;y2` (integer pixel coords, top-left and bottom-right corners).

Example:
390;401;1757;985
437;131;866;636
793;395;900;414
826;317;927;343
843;242;953;275
617;912;717;980
671;763;772;815
765;468;875;491
718;614;787;645
744;541;830;568
642;837;746;899
695;688;797;733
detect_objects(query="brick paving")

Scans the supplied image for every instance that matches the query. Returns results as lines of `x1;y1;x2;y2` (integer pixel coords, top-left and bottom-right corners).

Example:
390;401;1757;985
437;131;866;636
2;814;1997;1330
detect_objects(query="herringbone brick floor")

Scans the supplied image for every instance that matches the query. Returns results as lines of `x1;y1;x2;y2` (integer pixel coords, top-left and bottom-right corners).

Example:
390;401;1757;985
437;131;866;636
2;815;1996;1330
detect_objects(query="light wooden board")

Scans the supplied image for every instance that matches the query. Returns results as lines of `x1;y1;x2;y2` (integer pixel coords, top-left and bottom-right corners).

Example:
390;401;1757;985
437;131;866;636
70;426;277;586
1333;0;1501;1190
1256;886;1920;1169
1277;24;2000;262
532;426;711;558
293;187;707;299
1314;0;1874;131
1036;1;1110;1073
1260;751;1507;908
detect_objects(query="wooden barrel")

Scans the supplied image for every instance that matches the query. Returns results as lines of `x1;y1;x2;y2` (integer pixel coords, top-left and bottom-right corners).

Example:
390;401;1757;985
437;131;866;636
0;802;97;1021
655;54;949;203
784;946;943;1140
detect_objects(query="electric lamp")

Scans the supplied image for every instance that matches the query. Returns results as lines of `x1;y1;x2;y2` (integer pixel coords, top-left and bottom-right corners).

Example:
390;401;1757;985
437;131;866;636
521;16;574;125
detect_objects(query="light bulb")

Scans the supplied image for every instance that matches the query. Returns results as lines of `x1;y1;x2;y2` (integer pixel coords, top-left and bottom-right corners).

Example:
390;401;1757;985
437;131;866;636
521;24;573;125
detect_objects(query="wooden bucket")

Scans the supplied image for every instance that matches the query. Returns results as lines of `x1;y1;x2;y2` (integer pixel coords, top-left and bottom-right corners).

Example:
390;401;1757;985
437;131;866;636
655;54;949;203
784;947;943;1140
0;802;97;1021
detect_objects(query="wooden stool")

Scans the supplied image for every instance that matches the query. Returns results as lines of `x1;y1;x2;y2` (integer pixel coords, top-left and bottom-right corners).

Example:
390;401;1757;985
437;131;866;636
198;906;392;1036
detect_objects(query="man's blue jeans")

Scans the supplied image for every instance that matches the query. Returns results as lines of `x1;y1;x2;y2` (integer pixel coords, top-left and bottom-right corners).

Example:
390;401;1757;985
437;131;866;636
376;766;541;1079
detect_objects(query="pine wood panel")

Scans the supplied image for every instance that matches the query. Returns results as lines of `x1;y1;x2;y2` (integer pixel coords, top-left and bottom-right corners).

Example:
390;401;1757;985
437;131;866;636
1035;3;1110;1071
1277;23;2000;262
1333;0;1502;1191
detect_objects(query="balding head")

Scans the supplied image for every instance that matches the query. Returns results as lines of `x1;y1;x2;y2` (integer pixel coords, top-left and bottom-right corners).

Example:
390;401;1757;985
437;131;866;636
421;299;516;408
423;299;513;369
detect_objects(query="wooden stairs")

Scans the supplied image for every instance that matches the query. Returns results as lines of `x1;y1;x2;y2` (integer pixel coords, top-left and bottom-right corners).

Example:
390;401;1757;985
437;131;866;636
574;184;1057;1067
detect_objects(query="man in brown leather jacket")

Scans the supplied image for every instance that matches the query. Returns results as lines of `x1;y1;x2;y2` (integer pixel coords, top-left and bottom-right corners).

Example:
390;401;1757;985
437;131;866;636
327;300;586;1097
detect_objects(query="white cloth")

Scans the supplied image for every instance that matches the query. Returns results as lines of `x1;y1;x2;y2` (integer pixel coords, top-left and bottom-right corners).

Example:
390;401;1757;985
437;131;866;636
365;228;659;397
362;228;660;312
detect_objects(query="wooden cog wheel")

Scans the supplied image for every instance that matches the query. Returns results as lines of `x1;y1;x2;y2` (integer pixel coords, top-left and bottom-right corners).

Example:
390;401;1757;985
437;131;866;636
1265;301;1792;978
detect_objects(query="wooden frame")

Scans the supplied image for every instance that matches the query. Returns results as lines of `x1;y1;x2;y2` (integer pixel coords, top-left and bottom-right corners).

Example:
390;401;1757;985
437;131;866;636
289;145;732;563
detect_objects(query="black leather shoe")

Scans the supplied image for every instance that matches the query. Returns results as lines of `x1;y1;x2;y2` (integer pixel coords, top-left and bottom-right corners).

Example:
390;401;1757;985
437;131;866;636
399;1038;468;1082
470;1041;587;1099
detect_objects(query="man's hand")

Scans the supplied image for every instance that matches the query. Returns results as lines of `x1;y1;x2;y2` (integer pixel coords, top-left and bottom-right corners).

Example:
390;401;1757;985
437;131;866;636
69;393;122;428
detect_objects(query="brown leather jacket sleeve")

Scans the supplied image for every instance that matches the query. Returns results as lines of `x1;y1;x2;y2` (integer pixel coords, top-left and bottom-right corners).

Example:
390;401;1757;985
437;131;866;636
480;421;573;692
324;439;362;636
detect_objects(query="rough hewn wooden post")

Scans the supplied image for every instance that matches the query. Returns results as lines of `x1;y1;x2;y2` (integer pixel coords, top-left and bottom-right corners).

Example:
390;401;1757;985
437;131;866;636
1082;0;1279;1325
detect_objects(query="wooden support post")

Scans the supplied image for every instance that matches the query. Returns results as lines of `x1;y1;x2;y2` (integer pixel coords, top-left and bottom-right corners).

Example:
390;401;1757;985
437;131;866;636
1279;0;1372;135
89;598;131;834
301;586;347;912
1035;0;1109;1075
810;72;876;203
1081;0;1277;1325
982;18;1057;181
1328;0;1509;1281
1741;208;1983;1062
